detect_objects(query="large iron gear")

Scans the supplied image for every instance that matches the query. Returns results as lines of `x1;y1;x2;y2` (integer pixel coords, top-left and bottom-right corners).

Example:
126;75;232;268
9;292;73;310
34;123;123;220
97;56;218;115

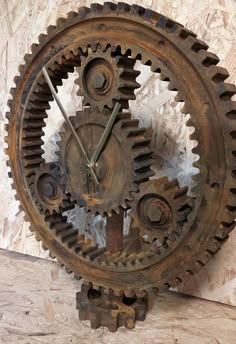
58;108;153;216
5;2;236;305
77;45;140;110
130;177;193;244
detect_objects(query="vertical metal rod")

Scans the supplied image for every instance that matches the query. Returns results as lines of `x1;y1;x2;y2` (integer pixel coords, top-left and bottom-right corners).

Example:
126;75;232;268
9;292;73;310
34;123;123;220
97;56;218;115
106;211;124;253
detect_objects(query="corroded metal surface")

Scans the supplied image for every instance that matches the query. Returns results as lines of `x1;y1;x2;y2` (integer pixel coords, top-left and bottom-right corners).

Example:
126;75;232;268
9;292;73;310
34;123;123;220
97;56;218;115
4;2;236;321
130;177;192;245
76;283;148;331
77;45;140;110
58;108;153;216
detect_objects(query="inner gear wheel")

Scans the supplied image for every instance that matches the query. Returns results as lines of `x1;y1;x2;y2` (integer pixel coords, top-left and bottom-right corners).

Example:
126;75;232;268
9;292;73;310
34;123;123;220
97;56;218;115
58;108;154;216
5;3;236;299
77;45;140;110
29;162;69;215
130;177;193;244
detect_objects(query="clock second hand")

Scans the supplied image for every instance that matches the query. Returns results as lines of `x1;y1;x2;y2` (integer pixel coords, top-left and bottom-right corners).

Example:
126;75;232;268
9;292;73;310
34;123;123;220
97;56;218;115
90;102;121;167
42;67;99;186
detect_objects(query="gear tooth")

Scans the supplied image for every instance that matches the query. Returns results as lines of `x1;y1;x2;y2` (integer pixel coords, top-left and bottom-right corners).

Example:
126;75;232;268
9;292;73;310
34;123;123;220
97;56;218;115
189;130;199;140
210;66;230;83
192;160;201;169
140;54;152;66
191;184;201;197
219;83;236;100
38;33;47;44
103;2;117;11
18;64;25;75
186;117;195;127
119;79;141;90
175;92;185;102
7;99;13;108
30;43;39;53
4;134;8;144
159;72;170;82
9;87;16;97
190;37;209;51
199;50;220;66
192;145;200;155
121;201;128;209
173;185;188;199
90;3;103;12
5;112;11;120
167;81;177;92
117;2;130;12
56;17;67;27
150;61;161;73
42;243;48;251
66;11;78;20
131;4;145;16
90;42;98;52
46;24;56;34
65;266;73;274
34;232;41;242
4;148;9;155
164;179;179;192
24;53;32;64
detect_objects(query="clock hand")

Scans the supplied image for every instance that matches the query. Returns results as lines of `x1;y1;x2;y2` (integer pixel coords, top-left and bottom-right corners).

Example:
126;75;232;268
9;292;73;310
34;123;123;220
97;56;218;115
42;67;99;186
90;102;121;166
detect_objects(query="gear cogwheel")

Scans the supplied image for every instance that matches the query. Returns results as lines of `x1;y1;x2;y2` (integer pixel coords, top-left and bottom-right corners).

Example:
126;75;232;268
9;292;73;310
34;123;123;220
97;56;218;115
58;108;154;216
29;162;69;215
5;2;236;304
130;177;193;244
76;283;148;332
77;45;141;110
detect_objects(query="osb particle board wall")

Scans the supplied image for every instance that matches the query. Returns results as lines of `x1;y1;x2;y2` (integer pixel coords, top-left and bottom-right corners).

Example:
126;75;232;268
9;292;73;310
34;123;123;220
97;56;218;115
0;0;236;305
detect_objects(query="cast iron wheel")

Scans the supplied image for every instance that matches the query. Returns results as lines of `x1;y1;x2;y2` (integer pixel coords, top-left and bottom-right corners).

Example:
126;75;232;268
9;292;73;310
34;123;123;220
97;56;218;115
5;3;236;296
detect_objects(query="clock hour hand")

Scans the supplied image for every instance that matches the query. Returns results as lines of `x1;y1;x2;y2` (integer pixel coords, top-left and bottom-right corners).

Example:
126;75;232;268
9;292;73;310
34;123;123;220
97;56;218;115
90;102;121;166
42;67;99;186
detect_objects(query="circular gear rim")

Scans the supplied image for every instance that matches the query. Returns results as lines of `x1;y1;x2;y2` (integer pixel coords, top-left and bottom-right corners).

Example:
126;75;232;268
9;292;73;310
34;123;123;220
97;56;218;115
4;3;236;295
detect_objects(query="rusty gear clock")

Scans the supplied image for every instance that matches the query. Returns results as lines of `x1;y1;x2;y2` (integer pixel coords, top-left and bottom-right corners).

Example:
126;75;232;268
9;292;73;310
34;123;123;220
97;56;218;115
5;3;236;331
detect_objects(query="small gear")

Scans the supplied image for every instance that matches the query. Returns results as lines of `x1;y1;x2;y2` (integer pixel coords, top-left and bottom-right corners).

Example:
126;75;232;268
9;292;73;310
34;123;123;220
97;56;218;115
130;177;193;244
76;283;148;332
58;108;154;216
77;45;140;110
29;162;69;215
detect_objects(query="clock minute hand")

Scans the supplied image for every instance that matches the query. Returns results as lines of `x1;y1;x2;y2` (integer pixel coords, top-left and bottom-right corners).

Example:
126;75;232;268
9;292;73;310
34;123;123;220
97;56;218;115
90;102;121;166
42;67;99;186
